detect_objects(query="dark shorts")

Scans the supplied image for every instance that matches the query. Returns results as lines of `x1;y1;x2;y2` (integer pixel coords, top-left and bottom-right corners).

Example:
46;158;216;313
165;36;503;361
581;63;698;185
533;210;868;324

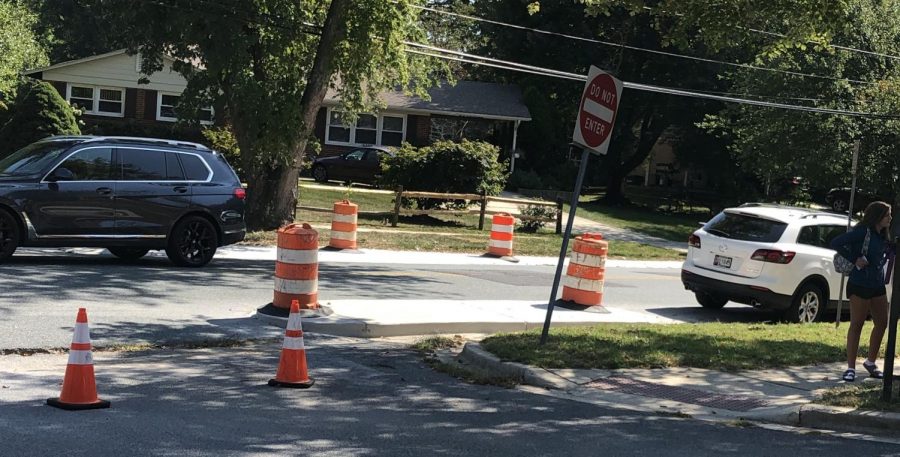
847;283;887;300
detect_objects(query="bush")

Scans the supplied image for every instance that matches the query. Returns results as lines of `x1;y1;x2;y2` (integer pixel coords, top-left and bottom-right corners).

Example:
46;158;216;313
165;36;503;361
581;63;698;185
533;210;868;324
517;204;558;233
381;140;508;209
507;168;544;191
0;79;79;156
202;126;242;177
81;118;204;142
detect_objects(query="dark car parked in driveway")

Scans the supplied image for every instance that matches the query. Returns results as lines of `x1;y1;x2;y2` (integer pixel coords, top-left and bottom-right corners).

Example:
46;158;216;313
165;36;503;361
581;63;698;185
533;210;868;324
825;187;885;213
0;135;246;266
311;146;394;186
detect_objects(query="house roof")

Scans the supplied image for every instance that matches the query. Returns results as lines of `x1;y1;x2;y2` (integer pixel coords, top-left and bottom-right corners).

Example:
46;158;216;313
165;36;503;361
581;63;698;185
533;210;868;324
325;81;532;122
26;50;531;122
23;49;129;75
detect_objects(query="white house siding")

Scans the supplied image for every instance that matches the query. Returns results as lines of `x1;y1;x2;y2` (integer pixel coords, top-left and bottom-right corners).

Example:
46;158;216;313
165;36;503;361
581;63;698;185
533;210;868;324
40;52;188;93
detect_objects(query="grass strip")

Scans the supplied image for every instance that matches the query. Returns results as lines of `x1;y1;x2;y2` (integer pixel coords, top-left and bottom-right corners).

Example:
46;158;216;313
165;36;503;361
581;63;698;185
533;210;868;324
481;322;880;371
818;383;900;412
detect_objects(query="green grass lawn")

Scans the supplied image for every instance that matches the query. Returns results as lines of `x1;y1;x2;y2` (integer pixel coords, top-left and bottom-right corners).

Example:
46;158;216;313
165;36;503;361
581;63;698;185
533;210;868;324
818;383;900;412
480;322;882;371
569;196;706;244
239;184;686;259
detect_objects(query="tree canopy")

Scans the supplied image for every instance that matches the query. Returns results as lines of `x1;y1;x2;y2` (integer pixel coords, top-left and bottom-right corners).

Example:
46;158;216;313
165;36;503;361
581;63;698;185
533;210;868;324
86;0;446;229
0;1;48;106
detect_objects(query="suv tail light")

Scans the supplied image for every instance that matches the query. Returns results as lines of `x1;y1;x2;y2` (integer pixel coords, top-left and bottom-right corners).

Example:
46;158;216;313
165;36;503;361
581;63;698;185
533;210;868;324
233;188;246;200
751;249;795;264
688;234;701;248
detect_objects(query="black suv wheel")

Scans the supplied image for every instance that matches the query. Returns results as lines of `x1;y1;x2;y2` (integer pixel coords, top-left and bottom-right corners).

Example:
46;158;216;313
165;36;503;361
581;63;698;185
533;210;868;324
0;209;19;261
166;216;218;267
107;247;150;261
312;165;328;183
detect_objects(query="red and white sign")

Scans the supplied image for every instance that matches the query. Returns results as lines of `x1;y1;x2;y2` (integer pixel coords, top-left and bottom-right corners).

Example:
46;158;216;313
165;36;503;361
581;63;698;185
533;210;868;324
572;66;622;156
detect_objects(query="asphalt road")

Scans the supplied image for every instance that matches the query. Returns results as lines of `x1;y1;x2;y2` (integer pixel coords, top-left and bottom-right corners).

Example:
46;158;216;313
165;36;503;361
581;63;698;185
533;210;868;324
1;337;896;456
0;248;770;350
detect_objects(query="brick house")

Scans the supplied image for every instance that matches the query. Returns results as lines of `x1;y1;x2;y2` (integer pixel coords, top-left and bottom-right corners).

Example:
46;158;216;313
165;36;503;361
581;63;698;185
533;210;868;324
24;50;532;162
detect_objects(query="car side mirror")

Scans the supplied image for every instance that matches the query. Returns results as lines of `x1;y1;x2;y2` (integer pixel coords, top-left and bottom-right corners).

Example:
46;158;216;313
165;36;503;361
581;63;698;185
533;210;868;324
47;167;74;182
698;221;707;227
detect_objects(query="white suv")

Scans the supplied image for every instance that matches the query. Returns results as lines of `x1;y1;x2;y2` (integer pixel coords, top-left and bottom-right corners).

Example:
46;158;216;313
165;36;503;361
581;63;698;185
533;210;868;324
681;203;871;323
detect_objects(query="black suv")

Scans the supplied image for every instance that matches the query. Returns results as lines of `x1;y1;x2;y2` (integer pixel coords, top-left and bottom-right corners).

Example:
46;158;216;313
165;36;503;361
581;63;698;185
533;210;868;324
0;136;246;266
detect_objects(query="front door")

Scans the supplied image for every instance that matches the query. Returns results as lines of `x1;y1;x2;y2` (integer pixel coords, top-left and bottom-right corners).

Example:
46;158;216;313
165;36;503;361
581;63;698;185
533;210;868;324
27;147;117;237
114;147;192;238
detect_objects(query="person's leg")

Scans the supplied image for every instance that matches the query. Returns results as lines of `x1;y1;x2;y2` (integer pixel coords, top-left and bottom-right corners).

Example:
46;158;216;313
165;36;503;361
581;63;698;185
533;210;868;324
866;294;889;364
847;294;869;369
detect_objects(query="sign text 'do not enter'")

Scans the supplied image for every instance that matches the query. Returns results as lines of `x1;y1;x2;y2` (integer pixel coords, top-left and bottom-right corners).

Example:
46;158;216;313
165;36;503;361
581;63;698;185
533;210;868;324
578;73;619;149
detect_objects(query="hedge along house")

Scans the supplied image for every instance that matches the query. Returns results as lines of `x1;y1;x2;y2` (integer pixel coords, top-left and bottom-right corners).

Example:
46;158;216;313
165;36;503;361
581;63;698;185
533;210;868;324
24;50;531;164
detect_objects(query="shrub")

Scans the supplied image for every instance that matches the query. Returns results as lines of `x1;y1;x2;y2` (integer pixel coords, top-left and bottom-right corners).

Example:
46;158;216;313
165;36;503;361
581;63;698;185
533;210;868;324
381;140;508;209
202;126;242;177
517;204;558;233
507;168;544;191
0;79;79;156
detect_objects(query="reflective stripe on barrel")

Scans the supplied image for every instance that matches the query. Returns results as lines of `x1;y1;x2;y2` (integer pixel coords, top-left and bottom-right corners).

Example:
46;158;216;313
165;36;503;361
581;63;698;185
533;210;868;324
488;213;515;257
274;223;320;309
329;200;358;249
561;233;608;306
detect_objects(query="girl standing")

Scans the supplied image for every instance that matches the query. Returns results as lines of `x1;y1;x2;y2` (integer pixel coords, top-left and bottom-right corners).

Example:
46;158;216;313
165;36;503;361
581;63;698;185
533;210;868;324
830;201;892;382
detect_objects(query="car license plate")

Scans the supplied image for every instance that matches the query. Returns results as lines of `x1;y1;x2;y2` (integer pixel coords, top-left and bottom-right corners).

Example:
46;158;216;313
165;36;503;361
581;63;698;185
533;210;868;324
714;255;732;268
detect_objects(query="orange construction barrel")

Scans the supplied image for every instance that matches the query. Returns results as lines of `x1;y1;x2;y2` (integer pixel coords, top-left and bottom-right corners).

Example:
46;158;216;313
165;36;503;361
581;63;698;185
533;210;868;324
273;223;320;310
487;213;515;257
561;233;607;306
329;200;358;250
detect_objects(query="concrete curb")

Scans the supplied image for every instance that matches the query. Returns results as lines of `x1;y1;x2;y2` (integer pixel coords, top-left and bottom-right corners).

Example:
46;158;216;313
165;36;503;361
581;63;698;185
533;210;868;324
253;313;647;338
456;342;900;438
457;343;571;390
800;404;900;436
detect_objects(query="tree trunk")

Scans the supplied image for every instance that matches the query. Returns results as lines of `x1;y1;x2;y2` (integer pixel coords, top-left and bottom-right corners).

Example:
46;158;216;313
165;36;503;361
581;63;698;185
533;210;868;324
242;0;349;231
602;107;667;205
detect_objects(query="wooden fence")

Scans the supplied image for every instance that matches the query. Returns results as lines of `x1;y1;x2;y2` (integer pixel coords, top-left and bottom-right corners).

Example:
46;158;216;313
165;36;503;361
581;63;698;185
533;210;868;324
297;186;563;233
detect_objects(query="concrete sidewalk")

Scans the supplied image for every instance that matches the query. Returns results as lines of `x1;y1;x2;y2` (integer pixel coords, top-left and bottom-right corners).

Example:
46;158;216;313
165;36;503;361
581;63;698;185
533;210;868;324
455;343;900;440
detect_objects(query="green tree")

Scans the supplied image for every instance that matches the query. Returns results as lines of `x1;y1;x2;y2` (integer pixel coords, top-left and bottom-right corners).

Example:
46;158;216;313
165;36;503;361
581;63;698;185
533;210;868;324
89;0;445;229
0;1;48;106
0;79;79;155
25;0;120;62
698;0;900;203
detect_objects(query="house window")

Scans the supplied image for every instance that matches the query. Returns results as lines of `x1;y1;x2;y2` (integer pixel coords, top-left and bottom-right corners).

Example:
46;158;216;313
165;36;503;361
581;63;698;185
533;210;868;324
355;114;377;145
67;84;125;117
156;92;214;125
380;116;404;146
325;108;406;147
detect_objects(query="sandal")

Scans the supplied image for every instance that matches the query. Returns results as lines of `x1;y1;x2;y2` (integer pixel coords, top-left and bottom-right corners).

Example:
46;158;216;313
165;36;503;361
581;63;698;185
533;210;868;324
842;368;856;382
863;361;884;379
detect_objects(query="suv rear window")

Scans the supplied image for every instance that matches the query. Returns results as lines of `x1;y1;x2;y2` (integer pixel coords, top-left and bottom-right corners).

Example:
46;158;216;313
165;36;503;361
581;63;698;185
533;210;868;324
703;211;788;242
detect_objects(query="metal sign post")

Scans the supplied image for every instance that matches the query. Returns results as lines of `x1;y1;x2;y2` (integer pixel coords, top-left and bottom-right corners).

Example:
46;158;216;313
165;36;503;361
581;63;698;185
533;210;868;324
540;146;590;345
836;140;861;327
540;66;622;345
883;234;900;401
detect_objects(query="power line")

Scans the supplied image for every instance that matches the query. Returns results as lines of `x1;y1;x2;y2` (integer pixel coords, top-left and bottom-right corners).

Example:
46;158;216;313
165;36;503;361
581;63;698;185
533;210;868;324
414;4;877;86
131;0;898;118
405;44;899;119
631;4;900;63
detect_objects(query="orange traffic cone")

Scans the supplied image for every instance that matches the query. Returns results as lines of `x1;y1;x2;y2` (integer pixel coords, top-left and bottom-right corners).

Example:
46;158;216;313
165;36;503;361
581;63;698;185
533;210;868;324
268;300;315;388
47;308;110;410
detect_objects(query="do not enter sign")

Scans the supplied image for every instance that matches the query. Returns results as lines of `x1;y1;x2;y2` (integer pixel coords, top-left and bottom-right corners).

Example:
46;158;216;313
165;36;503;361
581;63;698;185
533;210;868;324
572;66;623;156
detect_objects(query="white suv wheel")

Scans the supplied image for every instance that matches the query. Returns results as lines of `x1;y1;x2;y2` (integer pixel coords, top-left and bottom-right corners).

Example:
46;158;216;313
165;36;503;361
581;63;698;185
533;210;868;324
797;291;820;323
786;283;825;323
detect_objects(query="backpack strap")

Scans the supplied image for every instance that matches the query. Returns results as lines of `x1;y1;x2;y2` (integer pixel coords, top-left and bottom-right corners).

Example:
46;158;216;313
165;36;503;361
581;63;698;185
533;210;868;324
862;228;871;256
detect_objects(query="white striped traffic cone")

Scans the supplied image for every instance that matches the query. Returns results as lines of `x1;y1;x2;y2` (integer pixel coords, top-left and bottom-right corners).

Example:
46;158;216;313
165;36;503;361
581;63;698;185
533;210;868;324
268;300;315;388
47;308;110;410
